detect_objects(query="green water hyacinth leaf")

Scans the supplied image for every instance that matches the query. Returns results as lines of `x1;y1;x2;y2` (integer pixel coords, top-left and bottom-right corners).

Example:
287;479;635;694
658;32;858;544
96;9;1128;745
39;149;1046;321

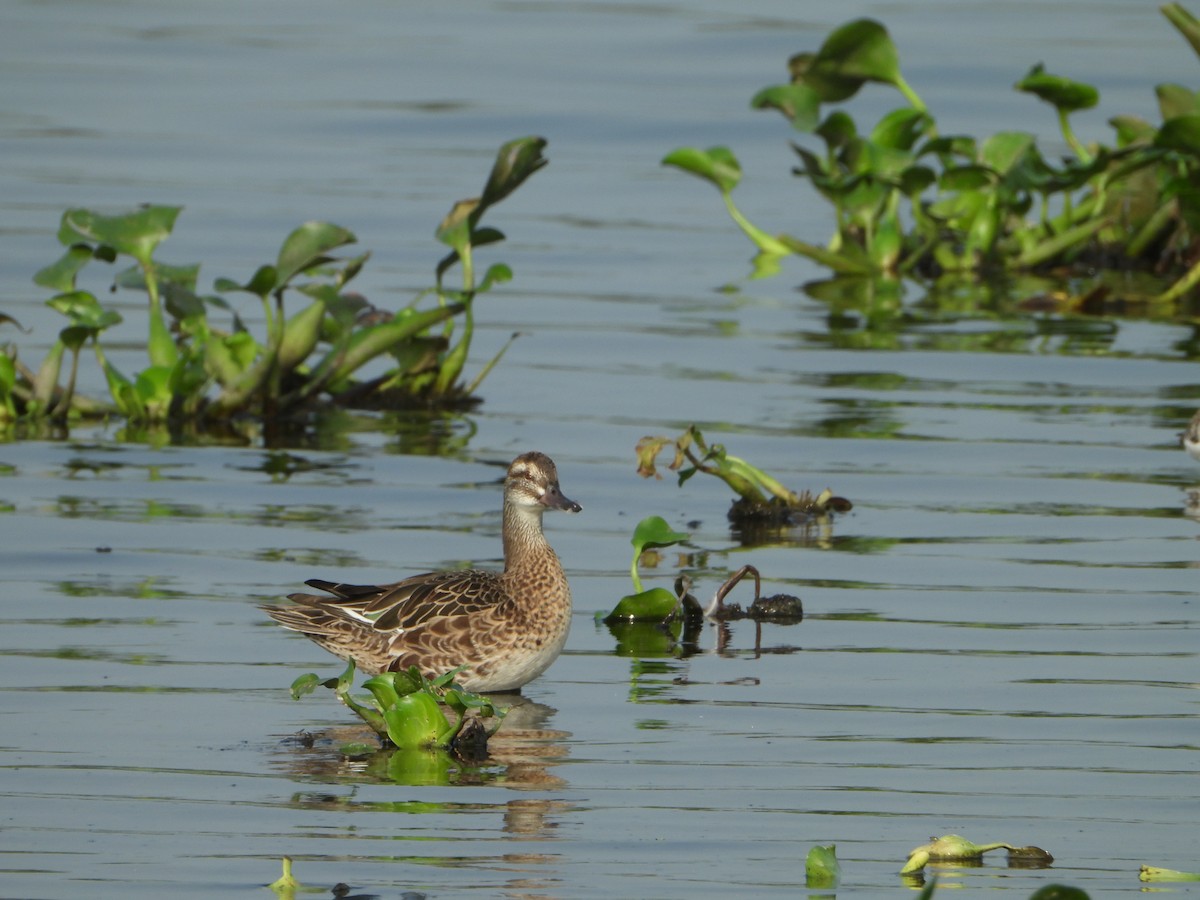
663;147;792;256
276;293;328;373
1156;83;1200;119
1156;114;1200;156
799;18;925;110
870;107;933;151
605;587;680;623
750;83;821;132
275;221;356;286
1015;63;1099;113
362;673;407;712
289;673;322;700
135;366;174;418
662;146;742;193
33;244;97;293
214;265;277;300
1139;865;1200;882
437;136;548;252
627;515;689;594
805;844;840;888
631;516;690;556
382;692;452;750
980;131;1036;175
47;291;123;333
58;205;182;266
481;135;549;210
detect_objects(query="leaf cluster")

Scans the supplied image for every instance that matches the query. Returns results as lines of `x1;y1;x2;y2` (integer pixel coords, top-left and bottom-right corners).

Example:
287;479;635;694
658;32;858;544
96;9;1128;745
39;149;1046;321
664;7;1200;302
0;137;548;429
290;659;506;752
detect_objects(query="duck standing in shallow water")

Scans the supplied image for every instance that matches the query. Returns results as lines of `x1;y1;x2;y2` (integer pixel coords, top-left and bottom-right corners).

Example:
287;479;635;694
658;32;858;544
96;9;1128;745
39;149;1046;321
263;452;581;692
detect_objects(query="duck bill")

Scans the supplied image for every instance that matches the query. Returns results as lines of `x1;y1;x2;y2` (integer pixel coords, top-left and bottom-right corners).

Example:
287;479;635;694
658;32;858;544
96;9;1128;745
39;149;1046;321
542;485;582;513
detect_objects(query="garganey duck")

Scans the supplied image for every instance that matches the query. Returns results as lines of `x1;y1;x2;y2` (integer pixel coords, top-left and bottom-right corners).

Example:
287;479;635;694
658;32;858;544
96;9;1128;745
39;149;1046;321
264;452;580;692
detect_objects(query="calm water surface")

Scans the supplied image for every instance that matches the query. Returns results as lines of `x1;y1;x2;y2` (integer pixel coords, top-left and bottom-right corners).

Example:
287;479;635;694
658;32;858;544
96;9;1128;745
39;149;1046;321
1;1;1198;898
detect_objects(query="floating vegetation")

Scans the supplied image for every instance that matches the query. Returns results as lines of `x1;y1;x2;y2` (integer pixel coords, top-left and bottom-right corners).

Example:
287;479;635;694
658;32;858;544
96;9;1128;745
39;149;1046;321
289;659;505;763
901;834;1054;875
665;6;1200;305
636;425;851;528
0;136;548;430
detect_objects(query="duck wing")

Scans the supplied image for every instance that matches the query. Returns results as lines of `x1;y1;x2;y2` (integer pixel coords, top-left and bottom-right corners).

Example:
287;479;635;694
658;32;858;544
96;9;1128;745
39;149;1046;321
294;570;505;633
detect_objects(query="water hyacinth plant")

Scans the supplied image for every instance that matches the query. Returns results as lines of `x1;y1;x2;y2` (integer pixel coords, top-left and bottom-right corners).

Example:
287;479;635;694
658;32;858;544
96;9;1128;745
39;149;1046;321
0;136;547;429
636;424;851;524
602;515;691;624
901;834;1054;875
664;6;1200;302
289;659;506;755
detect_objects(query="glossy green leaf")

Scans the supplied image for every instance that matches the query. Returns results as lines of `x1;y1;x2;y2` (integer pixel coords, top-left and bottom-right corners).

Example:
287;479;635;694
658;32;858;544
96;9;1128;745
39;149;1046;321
33;244;97;292
478;262;513;293
662;146;742;194
275;222;356;286
631;515;690;555
382;692;451;750
362;673;404;712
215;264;278;299
1015;63;1099;113
805;844;840;888
604;587;680;623
135;365;174;417
289;673;322;700
816;111;858;150
1156;83;1200;120
435;198;479;252
1156;115;1200;155
870;108;933;151
58;205;182;265
58;325;92;352
939;165;994;191
818;19;899;80
750;83;821;132
805;18;919;108
1109;114;1156;146
277;298;327;373
47;291;122;332
980;131;1036;175
479;135;549;211
788;51;864;103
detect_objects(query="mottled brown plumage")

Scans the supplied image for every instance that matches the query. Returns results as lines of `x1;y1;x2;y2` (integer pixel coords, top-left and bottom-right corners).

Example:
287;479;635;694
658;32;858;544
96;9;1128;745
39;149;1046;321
263;452;580;692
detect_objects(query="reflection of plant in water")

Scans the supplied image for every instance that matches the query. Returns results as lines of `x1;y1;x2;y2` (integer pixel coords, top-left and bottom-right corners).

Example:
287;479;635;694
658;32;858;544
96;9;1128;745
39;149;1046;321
0;137;547;429
289;659;505;757
636;425;851;526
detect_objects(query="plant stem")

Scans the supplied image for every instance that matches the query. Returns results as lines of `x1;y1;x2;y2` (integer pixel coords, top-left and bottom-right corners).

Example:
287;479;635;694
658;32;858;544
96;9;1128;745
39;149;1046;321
721;192;793;256
1155;254;1200;304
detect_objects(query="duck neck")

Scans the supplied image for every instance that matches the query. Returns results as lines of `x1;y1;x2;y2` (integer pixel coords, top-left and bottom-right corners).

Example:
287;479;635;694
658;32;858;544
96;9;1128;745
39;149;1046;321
502;501;550;572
